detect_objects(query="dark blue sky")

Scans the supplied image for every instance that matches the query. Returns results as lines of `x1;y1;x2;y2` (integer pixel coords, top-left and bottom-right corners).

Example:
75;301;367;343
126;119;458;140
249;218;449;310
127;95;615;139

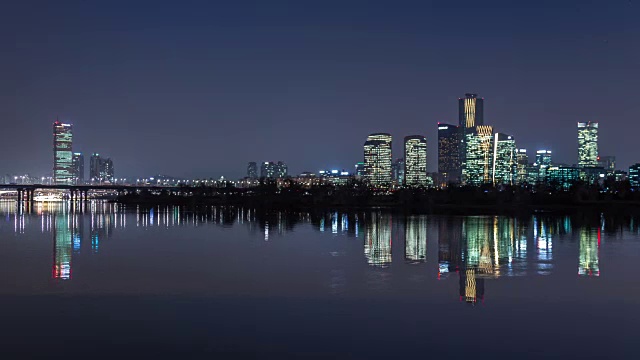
2;0;638;179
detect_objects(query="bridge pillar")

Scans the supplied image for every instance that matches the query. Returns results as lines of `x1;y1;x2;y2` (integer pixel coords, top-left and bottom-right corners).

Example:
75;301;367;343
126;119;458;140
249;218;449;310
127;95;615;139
84;190;89;201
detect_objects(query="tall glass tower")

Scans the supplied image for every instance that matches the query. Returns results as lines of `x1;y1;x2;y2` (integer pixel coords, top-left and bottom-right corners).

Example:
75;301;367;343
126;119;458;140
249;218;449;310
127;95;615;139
459;93;484;131
492;133;517;185
462;125;494;186
438;123;461;184
363;133;392;187
53;120;74;185
404;135;427;187
577;122;599;168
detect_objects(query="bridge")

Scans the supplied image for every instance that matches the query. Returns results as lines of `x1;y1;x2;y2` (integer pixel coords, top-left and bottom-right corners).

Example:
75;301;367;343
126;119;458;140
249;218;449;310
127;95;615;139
0;184;180;202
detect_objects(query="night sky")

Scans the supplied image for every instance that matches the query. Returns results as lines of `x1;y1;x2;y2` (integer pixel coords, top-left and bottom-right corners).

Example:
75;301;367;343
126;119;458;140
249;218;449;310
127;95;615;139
2;0;638;179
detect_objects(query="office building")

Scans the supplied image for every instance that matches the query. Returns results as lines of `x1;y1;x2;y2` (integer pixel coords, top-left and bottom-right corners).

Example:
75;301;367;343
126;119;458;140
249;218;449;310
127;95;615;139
462;126;494;186
355;162;365;177
534;150;553;182
90;153;101;181
578;122;599;168
404;136;427;187
546;166;580;190
459;93;484;131
363;133;392;187
492;133;517;185
72;153;84;185
391;158;405;185
89;153;114;183
438;123;461;184
247;162;258;179
53;120;74;185
630;164;640;188
101;158;114;183
260;161;287;179
516;149;529;184
598;156;616;172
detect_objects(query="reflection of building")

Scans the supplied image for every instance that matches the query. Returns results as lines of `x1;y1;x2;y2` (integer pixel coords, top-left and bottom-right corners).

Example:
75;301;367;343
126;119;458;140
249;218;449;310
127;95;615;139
438;217;462;275
437;123;461;185
533;217;553;276
52;213;72;280
53;120;74;185
363;133;392;187
463;126;494;186
364;212;392;267
578;228;600;276
405;215;427;263
404;136;427;187
578;122;599;168
91;212;115;254
459;268;485;304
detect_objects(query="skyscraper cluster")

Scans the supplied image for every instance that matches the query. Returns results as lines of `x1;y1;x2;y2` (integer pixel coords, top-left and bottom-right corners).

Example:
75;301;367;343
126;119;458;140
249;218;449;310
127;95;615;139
246;161;288;180
52;119;115;185
360;93;613;189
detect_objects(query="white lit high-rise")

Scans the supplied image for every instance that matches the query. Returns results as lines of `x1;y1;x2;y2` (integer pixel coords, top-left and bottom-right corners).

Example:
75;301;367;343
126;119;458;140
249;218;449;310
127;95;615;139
578;122;599;168
462;126;494;186
492;133;517;185
403;135;427;187
363;133;392;187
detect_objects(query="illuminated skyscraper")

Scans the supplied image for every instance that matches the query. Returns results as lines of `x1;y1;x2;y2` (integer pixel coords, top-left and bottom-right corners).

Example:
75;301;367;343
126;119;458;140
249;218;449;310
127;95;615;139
404;135;427;187
458;93;484;131
462;126;494;186
492;133;517;185
578;122;599;168
355;162;366;177
101;158;114;183
363;133;392;187
72;152;84;185
247;162;258;179
516;149;529;184
53;120;74;185
437;123;461;184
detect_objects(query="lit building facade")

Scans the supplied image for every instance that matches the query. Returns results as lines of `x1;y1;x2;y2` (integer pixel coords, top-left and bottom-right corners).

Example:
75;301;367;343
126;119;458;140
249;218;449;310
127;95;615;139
72;152;84;185
363;133;392;187
89;153;114;183
578;122;599;168
630;164;640;188
546;166;580;190
462;126;494;186
458;93;484;130
260;161;288;179
53;120;74;185
516;149;529;184
492;133;517;185
534;150;553;182
247;162;258;179
404;135;427;187
437;123;461;184
355;162;365;177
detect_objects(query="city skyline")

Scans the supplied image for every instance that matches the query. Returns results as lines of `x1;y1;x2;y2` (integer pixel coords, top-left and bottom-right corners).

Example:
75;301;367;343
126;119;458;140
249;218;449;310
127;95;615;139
3;1;638;179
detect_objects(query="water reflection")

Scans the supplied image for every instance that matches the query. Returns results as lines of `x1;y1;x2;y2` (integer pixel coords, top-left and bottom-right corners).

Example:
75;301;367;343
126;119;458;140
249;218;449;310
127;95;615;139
0;202;627;300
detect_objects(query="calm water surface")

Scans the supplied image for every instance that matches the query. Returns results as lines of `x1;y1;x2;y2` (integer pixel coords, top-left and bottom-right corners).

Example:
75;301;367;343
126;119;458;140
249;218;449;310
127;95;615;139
1;201;639;358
